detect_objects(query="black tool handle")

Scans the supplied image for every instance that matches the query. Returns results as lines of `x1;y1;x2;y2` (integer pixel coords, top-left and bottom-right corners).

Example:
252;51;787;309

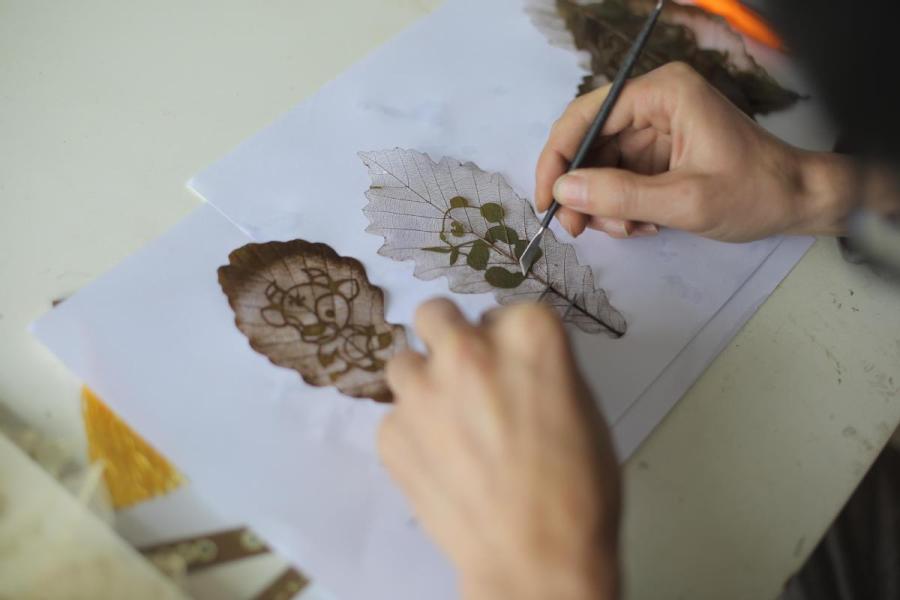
539;0;665;230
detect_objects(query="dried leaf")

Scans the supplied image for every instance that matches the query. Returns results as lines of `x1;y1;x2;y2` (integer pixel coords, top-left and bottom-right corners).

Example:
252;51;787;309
360;148;627;338
527;0;802;116
218;240;407;402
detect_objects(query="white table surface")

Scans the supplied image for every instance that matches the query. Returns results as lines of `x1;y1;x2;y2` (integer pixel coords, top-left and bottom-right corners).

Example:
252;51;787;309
2;1;898;599
0;434;189;599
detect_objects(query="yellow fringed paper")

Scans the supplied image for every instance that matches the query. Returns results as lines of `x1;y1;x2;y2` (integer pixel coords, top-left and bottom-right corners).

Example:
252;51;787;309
82;387;184;508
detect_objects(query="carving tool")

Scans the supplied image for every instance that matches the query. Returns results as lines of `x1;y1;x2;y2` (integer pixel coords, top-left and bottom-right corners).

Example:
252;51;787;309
519;0;667;276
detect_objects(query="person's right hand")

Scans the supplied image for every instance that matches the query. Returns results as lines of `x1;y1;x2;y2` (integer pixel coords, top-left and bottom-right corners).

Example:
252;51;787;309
536;62;857;242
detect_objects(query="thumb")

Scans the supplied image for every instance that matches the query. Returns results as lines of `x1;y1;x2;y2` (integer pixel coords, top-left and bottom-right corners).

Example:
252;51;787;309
553;168;707;231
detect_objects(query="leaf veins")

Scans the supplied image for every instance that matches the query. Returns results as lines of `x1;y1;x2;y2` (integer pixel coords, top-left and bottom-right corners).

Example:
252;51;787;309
360;148;627;338
217;239;408;402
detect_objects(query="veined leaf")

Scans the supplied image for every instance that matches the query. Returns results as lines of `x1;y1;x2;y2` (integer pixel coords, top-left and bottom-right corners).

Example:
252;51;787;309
217;239;408;402
527;0;802;116
360;148;627;338
467;240;491;271
485;267;527;289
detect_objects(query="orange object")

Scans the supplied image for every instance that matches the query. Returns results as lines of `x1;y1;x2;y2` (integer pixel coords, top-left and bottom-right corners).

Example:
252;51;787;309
83;386;184;508
691;0;783;50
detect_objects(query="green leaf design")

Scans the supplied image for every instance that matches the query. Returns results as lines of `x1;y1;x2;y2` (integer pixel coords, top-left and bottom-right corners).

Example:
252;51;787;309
484;267;526;289
466;240;490;271
486;225;518;244
422;246;452;253
360;148;627;338
480;202;505;223
514;239;542;264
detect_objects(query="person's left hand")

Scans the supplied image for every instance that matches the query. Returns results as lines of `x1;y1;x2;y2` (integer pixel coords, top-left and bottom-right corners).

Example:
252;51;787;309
380;299;622;600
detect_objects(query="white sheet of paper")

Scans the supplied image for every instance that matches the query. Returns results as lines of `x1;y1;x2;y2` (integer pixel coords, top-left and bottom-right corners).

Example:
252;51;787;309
187;0;831;424
32;0;832;597
613;234;813;457
32;204;811;600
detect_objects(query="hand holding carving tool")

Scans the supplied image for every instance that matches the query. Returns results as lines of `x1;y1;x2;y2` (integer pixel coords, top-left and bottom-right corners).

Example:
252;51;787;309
519;0;667;276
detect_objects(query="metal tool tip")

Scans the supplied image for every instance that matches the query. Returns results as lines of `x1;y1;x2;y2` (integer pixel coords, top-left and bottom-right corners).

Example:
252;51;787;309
518;229;545;276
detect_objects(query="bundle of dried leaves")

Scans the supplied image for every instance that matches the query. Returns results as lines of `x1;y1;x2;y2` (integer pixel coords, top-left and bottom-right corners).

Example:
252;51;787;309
528;0;802;116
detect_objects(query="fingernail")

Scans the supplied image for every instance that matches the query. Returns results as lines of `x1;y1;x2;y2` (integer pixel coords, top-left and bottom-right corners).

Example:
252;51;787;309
608;219;630;237
558;211;577;237
553;174;588;208
557;210;571;233
633;223;659;238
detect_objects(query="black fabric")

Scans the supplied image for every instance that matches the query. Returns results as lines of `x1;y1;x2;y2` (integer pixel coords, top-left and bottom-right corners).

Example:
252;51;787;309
783;446;900;600
769;1;900;167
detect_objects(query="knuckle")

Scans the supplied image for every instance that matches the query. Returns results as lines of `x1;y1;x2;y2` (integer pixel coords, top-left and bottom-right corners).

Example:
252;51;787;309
678;180;711;230
414;297;454;326
604;171;637;218
549;115;567;135
441;328;483;364
552;106;575;128
507;301;555;325
673;64;710;97
661;61;698;82
658;61;708;98
498;303;563;345
556;90;602;134
549;111;579;143
529;304;566;338
579;83;611;109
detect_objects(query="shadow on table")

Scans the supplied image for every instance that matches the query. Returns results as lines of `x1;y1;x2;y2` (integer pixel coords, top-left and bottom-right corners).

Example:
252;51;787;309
781;441;900;600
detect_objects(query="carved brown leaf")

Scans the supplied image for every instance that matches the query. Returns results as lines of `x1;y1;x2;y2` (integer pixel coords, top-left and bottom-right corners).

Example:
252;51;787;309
218;240;407;402
527;0;802;116
360;148;627;338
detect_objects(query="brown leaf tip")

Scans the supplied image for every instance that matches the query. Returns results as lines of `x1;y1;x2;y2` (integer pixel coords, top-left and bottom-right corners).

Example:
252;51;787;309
218;239;407;402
